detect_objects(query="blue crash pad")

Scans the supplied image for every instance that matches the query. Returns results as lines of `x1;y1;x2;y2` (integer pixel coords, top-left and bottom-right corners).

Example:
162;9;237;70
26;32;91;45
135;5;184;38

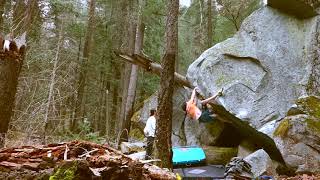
172;146;206;166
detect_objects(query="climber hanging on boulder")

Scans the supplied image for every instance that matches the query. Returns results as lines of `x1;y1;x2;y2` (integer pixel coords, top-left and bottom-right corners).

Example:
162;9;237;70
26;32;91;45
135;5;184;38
181;87;223;123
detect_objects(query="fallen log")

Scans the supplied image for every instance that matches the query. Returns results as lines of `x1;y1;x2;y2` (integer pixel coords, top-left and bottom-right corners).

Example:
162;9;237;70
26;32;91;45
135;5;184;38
114;52;193;88
115;52;291;175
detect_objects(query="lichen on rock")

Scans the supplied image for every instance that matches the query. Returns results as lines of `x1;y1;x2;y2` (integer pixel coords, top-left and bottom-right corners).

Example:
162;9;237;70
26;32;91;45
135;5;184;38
273;119;290;138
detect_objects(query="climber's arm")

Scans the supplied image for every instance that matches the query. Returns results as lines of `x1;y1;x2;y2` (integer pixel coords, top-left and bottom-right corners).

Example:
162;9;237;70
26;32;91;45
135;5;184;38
201;88;223;105
189;87;199;103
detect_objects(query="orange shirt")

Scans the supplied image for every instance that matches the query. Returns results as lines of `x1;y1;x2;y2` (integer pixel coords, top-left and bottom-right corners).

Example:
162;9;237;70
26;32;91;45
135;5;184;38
186;100;202;120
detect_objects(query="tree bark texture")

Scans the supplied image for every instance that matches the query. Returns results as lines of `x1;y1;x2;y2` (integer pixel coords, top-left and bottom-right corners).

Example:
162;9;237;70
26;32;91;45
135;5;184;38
0;35;26;147
155;0;179;169
109;0;130;138
0;0;6;32
73;0;96;131
207;0;213;48
23;0;40;38
118;0;137;145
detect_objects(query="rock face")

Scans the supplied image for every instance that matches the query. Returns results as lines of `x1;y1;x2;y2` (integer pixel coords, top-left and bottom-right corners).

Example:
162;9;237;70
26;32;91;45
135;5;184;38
267;0;320;18
243;149;276;178
274;115;320;173
187;6;320;128
273;96;320;173
136;87;221;146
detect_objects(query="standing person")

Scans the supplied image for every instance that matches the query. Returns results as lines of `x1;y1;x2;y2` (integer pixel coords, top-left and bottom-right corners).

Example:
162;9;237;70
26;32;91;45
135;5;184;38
144;109;157;160
182;87;223;123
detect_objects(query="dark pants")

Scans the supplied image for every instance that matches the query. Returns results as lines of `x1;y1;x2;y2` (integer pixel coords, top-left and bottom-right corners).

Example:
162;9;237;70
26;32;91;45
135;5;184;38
199;108;216;123
145;136;155;160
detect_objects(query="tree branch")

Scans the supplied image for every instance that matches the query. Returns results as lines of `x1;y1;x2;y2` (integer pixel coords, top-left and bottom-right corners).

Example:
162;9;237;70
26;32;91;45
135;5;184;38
114;52;193;88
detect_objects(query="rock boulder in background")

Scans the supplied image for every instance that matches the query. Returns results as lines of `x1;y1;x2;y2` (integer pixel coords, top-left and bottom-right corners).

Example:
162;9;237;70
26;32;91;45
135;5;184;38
187;7;320;128
267;0;320;18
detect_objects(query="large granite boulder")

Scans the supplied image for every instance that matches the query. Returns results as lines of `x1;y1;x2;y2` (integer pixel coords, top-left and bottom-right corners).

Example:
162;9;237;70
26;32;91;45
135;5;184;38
242;96;320;175
187;6;320;128
243;149;276;178
267;0;320;18
274;114;320;173
273;96;320;174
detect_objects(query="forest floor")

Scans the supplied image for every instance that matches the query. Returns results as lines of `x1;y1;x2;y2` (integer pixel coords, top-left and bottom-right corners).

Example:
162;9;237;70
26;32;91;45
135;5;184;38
0;140;319;179
279;174;320;180
0;140;176;179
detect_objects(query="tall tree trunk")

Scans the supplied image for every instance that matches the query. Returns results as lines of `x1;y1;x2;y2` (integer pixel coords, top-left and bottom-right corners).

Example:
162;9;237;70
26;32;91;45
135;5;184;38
98;53;107;135
119;5;137;144
0;35;26;147
12;0;40;38
73;0;96;131
109;0;126;139
43;24;63;144
155;0;179;169
23;0;40;38
117;0;137;145
207;0;213;48
0;0;6;32
12;0;26;36
119;5;145;144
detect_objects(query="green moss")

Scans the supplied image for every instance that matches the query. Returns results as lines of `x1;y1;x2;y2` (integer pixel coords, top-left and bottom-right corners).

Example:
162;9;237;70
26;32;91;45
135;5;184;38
129;128;144;140
305;118;320;134
49;162;77;180
216;75;234;87
274;119;290;138
297;96;320;118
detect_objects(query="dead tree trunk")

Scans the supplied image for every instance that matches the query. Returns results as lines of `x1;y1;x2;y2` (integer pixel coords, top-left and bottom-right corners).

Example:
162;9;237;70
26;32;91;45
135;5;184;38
115;53;192;88
43;24;63;144
0;35;26;147
155;0;179;169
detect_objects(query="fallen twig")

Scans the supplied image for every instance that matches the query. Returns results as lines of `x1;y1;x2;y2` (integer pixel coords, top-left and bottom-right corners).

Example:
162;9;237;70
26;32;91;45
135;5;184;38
78;148;98;158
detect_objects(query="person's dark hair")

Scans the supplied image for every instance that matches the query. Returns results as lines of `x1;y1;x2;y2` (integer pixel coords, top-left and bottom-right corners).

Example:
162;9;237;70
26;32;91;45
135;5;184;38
150;109;156;116
181;102;187;111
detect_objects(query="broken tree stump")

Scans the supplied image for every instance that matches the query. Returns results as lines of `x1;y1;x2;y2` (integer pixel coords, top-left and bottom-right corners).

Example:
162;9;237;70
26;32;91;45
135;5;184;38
0;33;26;148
